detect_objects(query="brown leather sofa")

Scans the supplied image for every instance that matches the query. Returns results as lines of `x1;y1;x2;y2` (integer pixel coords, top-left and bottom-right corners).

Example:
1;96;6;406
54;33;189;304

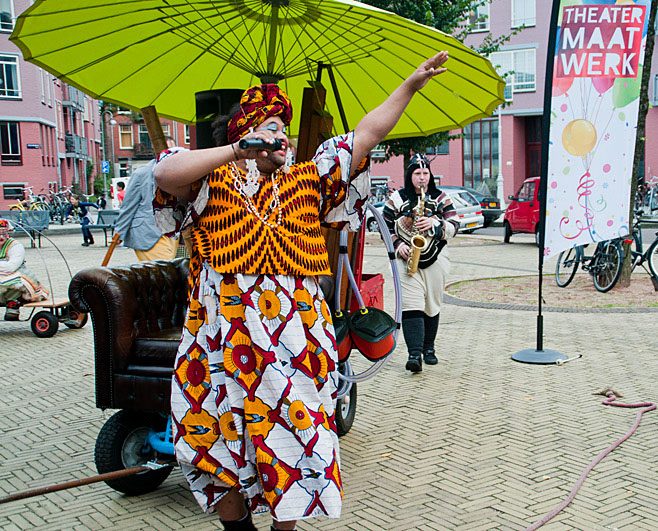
69;258;190;414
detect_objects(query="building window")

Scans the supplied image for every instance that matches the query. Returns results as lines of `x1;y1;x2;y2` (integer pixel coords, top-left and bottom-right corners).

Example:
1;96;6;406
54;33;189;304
3;183;25;199
119;162;130;177
0;121;21;164
139;124;152;149
462;118;499;188
184;124;190;144
57;102;63;139
512;0;535;28
0;0;14;33
526;116;542;178
0;54;20;98
469;2;489;32
119;125;133;149
116;106;131;115
426;140;450;156
40;69;45;104
161;123;170;137
489;48;536;101
653;75;658;106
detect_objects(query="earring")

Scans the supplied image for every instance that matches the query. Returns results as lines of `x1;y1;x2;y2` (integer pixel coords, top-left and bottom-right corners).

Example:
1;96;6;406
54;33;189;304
243;158;261;197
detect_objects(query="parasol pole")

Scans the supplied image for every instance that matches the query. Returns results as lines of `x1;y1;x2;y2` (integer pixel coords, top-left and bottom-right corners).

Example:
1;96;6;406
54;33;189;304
141;106;168;155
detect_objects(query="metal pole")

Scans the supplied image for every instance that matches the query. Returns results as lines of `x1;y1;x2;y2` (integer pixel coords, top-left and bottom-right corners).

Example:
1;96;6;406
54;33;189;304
101;110;116;198
497;107;506;209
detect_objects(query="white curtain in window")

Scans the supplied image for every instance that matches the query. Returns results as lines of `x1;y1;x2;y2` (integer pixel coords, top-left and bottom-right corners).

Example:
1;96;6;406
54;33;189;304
512;0;535;27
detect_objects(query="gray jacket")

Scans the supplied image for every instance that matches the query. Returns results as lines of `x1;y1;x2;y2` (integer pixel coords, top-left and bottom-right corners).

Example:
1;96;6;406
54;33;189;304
114;160;163;251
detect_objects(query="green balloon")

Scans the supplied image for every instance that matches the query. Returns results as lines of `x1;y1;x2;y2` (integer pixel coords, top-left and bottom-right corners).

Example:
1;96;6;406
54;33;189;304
613;66;642;109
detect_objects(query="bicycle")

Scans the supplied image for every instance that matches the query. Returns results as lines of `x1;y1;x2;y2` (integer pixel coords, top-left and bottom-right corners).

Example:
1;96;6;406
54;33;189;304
8;186;50;212
555;238;623;293
624;214;658;289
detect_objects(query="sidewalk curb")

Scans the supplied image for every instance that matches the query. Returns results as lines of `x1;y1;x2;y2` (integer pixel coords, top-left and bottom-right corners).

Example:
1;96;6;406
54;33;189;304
445;277;658;313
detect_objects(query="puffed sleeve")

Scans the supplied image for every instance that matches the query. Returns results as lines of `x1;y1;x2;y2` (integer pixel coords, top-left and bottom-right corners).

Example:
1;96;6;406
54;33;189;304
0;240;25;274
152;147;208;237
313;131;370;231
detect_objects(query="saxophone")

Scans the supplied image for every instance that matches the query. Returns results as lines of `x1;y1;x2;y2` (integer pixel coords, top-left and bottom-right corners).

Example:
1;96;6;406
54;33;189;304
406;186;428;275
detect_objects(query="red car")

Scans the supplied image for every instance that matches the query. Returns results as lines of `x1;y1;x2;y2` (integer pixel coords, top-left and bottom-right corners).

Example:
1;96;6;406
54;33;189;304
503;176;541;245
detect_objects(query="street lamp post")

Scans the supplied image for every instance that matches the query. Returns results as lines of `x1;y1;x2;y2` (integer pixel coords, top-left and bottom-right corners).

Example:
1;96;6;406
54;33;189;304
496;107;506;209
101;110;117;198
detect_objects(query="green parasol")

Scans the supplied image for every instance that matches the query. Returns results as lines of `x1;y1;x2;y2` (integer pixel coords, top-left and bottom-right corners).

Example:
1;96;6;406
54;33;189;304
10;0;505;138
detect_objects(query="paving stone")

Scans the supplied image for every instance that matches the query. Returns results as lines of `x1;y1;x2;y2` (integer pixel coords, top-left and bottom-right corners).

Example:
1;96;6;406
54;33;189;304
1;232;656;530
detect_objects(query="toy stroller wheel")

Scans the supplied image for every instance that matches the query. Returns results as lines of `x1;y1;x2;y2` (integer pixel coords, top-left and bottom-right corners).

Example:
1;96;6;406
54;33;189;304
64;308;88;329
336;363;357;437
95;410;172;495
31;311;59;338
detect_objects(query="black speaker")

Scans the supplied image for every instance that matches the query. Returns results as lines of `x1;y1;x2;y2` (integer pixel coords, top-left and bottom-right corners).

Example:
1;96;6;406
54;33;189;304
194;89;243;149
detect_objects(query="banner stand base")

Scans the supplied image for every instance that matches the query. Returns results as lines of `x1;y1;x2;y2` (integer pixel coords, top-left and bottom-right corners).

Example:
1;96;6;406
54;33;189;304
511;348;567;365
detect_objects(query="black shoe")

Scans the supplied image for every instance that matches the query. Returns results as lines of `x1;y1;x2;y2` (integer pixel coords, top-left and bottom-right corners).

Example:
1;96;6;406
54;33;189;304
405;353;422;373
4;310;19;321
81;242;89;247
423;349;438;365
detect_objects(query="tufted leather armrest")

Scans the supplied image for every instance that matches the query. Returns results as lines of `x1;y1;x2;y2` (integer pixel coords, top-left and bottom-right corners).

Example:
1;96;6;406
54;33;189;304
69;258;189;410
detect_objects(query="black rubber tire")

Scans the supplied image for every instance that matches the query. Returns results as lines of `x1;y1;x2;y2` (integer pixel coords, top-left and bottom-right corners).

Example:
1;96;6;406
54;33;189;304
367;218;379;232
94;410;172;495
647;238;658;278
336;381;357;437
555;247;579;288
30;311;59;338
592;240;622;293
64;308;88;329
503;221;512;243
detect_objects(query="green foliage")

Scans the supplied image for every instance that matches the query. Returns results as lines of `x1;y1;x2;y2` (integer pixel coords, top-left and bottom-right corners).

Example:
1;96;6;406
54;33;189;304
361;0;521;162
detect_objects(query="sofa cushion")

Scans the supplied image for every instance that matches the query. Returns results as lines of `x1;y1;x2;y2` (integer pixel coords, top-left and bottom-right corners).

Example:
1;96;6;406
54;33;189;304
131;327;182;368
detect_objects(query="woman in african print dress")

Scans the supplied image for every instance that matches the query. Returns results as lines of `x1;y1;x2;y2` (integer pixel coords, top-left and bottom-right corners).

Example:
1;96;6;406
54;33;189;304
153;52;449;530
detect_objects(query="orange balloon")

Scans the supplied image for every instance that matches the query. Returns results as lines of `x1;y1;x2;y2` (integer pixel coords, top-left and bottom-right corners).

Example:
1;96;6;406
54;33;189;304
562;119;597;157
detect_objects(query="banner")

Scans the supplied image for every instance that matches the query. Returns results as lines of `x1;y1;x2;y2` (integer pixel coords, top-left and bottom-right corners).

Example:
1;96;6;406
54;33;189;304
544;0;652;258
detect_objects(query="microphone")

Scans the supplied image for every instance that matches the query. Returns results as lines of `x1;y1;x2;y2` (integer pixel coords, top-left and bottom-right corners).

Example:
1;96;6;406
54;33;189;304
238;138;283;151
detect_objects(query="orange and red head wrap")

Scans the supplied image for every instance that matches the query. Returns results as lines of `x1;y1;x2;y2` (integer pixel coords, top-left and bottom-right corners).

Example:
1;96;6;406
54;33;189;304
0;219;13;233
227;84;293;143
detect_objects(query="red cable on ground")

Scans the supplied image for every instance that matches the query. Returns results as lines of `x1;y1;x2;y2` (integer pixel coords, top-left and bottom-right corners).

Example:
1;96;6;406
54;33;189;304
525;392;656;531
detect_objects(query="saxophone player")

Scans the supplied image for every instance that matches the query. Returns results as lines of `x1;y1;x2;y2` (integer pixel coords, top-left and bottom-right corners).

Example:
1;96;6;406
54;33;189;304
383;154;459;373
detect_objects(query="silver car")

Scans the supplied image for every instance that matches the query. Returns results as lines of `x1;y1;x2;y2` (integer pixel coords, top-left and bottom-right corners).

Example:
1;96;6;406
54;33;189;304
365;201;385;232
443;188;485;233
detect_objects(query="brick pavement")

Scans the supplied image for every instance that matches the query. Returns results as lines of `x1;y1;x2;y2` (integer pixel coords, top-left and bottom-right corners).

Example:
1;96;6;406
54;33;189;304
0;231;656;530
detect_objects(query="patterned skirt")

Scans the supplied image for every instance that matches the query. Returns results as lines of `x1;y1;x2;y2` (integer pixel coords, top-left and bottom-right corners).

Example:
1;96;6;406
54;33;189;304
171;263;343;521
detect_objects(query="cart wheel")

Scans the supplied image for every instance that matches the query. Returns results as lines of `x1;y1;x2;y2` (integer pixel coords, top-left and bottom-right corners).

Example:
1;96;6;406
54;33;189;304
95;410;172;495
336;381;357;437
31;311;59;338
64;308;88;329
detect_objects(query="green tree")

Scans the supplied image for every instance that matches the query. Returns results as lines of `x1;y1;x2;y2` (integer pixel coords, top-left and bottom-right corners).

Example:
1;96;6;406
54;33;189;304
361;0;520;167
617;3;657;288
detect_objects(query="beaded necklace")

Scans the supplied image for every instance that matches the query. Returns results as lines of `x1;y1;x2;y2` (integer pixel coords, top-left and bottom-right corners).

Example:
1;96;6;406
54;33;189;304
230;162;283;228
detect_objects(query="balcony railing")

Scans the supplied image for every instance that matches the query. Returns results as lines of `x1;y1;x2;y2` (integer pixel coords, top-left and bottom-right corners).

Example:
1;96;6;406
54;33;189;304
133;142;155;159
62;85;85;111
65;133;89;158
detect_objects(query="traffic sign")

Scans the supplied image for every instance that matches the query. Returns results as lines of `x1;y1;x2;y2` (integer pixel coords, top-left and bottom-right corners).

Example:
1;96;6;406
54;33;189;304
101;160;110;174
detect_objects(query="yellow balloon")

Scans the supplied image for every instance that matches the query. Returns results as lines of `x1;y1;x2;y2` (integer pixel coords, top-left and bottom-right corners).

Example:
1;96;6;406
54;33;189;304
562;119;597;157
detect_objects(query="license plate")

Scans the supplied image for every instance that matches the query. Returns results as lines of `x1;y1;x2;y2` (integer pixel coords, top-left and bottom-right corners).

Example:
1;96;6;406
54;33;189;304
466;222;477;228
489;202;497;207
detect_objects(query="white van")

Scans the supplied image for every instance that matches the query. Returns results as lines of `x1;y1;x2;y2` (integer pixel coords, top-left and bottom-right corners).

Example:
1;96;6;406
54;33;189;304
110;177;130;210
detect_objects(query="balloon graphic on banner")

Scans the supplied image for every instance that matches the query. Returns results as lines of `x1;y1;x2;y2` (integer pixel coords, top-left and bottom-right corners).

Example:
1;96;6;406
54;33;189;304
613;66;643;109
553;75;574;97
592;77;614;95
562;119;597;156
